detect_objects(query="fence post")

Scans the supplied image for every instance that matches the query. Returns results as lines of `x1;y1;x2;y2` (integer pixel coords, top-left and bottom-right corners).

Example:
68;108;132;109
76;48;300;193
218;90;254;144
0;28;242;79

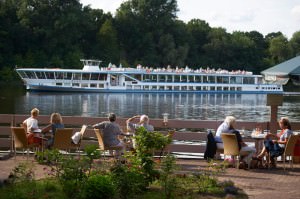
267;94;283;133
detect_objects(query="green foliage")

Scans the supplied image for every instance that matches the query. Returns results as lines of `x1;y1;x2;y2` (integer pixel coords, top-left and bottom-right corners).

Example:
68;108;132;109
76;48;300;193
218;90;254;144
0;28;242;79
134;127;171;184
83;174;116;199
35;145;101;199
111;162;146;199
159;154;178;199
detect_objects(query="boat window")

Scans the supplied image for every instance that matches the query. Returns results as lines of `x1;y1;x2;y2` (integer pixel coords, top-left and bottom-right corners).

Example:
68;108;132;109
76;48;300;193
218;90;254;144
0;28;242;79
174;75;180;82
82;73;90;80
81;83;88;87
56;83;62;86
143;74;151;82
90;84;97;88
195;76;201;83
24;71;36;79
55;72;64;79
196;86;201;90
64;73;72;80
223;76;229;83
90;73;99;80
98;84;104;88
217;76;225;84
45;72;55;79
18;71;28;78
151;75;157;82
217;86;222;90
72;83;80;87
174;86;180;90
35;72;46;79
166;75;173;82
230;87;236;91
208;76;215;83
158;75;166;82
203;76;208;83
181;86;187;90
188;76;194;82
132;74;142;81
73;73;81;80
210;87;215;91
181;75;187;82
144;85;150;90
232;76;242;84
243;77;254;84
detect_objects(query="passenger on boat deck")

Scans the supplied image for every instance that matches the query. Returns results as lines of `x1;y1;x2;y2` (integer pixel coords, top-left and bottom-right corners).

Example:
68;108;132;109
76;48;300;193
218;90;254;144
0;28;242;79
126;114;154;133
215;116;256;167
22;108;43;145
92;113;125;157
253;117;293;168
41;112;64;148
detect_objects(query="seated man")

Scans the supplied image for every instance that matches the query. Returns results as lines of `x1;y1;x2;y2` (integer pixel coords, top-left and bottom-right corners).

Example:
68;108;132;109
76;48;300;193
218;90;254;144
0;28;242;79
92;113;125;157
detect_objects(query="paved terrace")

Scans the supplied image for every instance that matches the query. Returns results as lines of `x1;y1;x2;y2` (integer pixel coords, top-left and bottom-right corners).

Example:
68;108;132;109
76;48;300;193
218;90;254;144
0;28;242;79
1;155;300;199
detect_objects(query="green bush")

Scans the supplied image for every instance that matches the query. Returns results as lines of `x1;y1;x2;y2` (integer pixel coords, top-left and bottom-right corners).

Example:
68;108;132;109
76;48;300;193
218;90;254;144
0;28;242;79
111;162;146;199
84;175;115;199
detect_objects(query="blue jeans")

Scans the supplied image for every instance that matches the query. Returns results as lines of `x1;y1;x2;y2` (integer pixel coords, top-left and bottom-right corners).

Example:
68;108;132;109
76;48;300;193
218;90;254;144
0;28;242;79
264;139;284;158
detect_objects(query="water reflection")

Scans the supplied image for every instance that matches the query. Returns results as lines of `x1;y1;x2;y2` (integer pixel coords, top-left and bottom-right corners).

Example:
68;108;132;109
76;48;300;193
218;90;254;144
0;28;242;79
12;92;274;121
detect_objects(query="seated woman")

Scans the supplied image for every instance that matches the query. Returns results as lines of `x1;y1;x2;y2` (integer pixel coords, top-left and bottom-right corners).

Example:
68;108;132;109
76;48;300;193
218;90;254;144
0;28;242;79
254;117;293;168
42;112;64;148
23;108;43;146
215;116;256;168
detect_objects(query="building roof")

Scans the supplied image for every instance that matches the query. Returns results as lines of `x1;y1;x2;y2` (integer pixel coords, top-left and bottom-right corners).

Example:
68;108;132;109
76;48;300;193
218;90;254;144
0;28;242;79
261;55;300;76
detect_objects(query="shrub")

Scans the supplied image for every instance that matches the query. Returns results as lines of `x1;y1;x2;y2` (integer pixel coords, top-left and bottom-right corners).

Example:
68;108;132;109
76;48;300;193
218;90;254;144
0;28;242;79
84;174;115;199
111;162;146;199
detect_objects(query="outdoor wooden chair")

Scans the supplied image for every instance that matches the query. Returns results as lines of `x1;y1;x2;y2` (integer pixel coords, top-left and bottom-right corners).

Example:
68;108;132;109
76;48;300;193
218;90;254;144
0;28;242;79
94;128;123;159
222;133;253;169
11;127;39;159
281;134;299;170
52;128;74;152
221;133;241;169
70;125;87;155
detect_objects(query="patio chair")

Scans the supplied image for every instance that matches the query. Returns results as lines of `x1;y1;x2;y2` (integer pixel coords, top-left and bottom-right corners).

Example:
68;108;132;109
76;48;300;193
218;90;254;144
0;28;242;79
221;133;251;169
70;125;87;154
281;134;299;170
52;128;74;152
94;128;123;159
11;127;39;159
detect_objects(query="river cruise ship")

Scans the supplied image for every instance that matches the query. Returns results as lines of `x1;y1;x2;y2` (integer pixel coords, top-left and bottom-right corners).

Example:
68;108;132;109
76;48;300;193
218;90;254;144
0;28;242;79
16;59;283;93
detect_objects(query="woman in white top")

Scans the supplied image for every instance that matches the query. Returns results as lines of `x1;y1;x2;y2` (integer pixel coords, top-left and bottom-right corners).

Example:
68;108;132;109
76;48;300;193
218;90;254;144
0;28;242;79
215;116;256;168
23;108;43;145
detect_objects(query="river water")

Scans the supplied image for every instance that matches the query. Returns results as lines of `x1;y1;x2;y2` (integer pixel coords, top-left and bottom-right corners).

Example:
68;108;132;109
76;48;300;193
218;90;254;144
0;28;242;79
1;83;300;122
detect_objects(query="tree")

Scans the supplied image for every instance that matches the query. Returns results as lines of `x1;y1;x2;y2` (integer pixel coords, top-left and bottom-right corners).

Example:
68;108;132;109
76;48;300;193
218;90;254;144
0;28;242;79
97;19;120;66
186;19;211;66
268;35;292;64
289;31;300;56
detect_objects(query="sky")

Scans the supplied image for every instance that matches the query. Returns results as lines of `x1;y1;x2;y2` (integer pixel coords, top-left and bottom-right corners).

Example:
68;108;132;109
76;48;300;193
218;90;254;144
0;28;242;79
80;0;300;39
